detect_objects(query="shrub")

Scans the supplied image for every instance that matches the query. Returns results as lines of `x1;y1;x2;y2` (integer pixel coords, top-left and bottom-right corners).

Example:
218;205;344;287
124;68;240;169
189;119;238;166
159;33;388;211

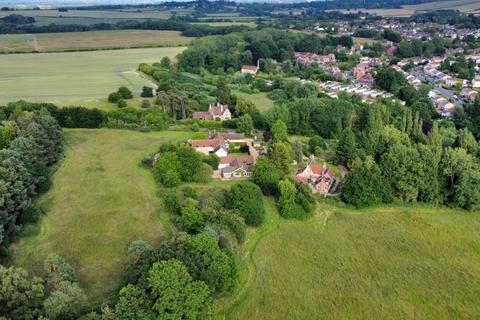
117;99;127;108
118;86;133;99
226;181;265;226
108;92;122;103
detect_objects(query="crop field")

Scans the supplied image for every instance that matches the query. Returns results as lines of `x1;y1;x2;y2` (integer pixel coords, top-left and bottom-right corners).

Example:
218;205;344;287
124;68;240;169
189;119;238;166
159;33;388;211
0;47;185;104
13;129;193;303
217;205;480;319
331;0;480;16
0;30;191;53
0;9;172;19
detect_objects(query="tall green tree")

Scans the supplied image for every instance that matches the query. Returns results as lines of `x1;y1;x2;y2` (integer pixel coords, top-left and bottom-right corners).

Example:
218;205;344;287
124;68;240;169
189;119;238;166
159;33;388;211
335;128;357;166
271;119;288;142
227;181;265;226
0;266;44;320
268;142;292;177
148;259;212;320
341;158;390;208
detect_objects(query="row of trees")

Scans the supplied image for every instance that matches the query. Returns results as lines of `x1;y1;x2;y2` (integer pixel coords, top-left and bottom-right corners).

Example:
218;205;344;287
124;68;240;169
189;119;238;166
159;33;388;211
176;28;355;74
2;101;171;131
0;14;249;36
0;110;62;250
336;100;480;210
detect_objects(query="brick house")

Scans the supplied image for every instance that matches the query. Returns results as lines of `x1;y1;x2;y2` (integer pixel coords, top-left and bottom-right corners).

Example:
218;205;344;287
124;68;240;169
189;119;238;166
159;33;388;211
193;103;231;121
293;157;335;194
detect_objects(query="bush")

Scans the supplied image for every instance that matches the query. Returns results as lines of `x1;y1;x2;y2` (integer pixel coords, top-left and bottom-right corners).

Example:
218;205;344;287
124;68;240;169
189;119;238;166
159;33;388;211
154;152;181;188
141;86;154;98
117;99;127;108
108;92;122;103
118;86;133;99
164;190;181;214
178;199;204;233
141;99;151;108
226;181;265;226
203;154;219;170
56;107;105;128
182;186;198;199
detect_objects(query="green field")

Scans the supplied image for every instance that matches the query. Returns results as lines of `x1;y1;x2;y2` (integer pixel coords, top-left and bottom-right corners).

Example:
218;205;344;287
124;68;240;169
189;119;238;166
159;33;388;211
0;47;185;105
217;204;480;319
232;91;275;112
0;30;191;53
0;9;173;19
13;129;193;303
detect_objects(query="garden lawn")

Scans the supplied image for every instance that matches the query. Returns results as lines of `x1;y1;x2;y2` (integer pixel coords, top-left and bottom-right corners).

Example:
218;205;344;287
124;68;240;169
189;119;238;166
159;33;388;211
0;47;185;105
14;129;193;304
232;90;274;112
218;205;480;319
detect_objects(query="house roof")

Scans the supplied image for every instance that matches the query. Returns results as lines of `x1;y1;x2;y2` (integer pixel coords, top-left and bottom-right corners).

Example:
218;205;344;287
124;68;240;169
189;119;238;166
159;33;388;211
222;158;252;174
219;155;254;165
212;132;246;141
190;138;223;148
241;65;258;71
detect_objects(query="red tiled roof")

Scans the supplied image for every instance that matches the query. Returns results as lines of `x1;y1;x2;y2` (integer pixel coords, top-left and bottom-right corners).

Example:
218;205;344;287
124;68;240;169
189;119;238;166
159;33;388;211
190;138;222;148
219;155;254;164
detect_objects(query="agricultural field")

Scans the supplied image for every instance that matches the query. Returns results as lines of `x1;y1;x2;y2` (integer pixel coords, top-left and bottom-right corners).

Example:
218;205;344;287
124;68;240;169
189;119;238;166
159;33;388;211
0;47;185;105
217;204;480;319
0;30;191;53
13;129;193;304
0;9;173;19
331;0;480;17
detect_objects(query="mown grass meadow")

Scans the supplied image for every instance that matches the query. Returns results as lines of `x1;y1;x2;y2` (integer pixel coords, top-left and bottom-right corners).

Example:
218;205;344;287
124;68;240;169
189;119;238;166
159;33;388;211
218;205;480;319
14;129;193;303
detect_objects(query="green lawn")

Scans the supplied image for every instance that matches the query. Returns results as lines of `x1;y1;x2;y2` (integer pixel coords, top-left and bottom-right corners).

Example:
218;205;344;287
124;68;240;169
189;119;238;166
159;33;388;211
232;90;274;112
14;129;193;304
0;47;185;105
217;204;480;319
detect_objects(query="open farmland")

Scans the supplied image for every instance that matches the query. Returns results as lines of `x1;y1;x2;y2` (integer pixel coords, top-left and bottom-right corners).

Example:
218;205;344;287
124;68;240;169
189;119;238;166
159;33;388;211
0;9;173;19
0;47;185;104
218;205;480;319
0;30;192;53
13;129;193;303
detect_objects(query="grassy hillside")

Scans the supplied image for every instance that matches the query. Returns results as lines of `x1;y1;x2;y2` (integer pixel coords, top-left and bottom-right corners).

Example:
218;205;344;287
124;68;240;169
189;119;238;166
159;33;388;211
0;30;191;53
13;129;193;304
218;204;480;319
0;47;184;105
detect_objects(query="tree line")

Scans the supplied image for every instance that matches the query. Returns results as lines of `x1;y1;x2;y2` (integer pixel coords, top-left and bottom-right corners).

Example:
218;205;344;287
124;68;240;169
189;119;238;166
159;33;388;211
0;108;62;258
0;14;250;37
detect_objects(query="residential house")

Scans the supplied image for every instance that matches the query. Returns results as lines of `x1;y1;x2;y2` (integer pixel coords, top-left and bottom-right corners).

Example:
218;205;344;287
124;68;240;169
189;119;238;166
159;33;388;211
193;103;231;121
221;157;254;179
189;138;228;157
293;156;335;194
444;76;467;88
209;132;246;144
241;61;259;75
295;52;336;65
461;88;478;102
